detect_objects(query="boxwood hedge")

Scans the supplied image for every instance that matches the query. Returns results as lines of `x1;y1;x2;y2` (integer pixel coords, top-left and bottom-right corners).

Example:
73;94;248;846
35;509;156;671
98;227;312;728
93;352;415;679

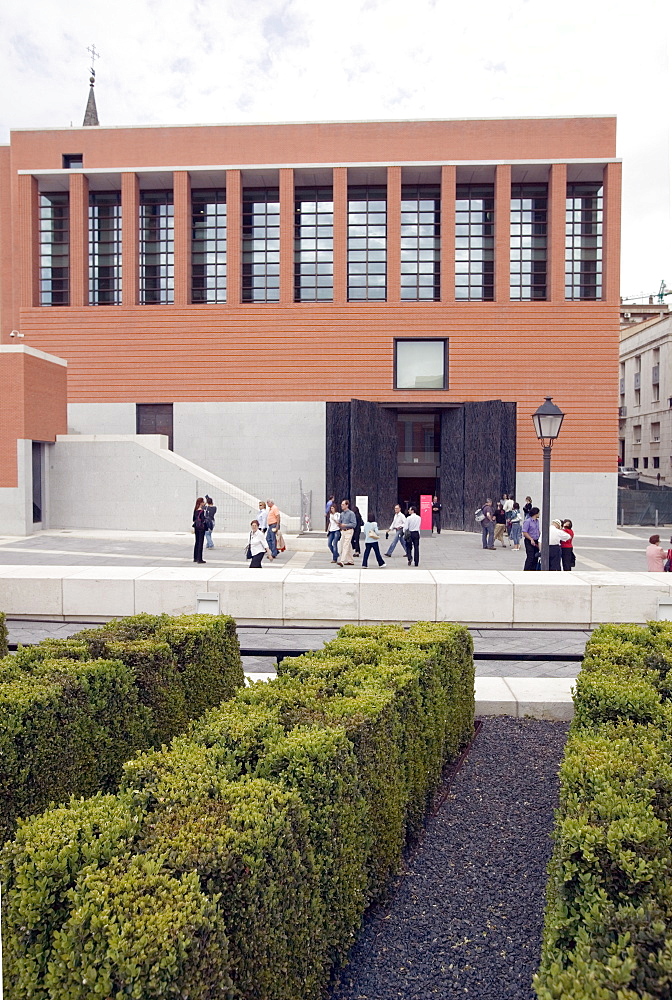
1;620;474;1000
534;623;672;999
0;613;244;840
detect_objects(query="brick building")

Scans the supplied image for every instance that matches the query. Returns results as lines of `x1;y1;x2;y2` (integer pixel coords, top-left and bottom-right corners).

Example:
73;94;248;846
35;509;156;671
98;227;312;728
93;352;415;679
0;115;620;533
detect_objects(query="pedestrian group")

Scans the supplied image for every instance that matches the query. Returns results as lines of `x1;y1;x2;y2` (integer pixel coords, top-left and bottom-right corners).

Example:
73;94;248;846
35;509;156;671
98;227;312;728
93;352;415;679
477;493;576;571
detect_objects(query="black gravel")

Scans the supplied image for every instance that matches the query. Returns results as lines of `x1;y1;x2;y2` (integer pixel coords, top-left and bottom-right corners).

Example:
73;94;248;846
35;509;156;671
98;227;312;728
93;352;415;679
330;716;568;1000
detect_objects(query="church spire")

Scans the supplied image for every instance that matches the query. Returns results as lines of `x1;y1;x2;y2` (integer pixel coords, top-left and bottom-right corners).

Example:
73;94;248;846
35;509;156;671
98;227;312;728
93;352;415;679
83;44;100;127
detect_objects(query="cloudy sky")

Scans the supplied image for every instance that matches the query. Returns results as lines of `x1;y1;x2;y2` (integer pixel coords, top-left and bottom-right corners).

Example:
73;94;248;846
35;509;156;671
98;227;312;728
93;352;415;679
2;0;669;300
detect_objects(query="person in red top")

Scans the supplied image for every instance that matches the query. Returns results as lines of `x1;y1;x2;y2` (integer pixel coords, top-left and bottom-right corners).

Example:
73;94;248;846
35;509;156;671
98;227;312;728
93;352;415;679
560;519;575;572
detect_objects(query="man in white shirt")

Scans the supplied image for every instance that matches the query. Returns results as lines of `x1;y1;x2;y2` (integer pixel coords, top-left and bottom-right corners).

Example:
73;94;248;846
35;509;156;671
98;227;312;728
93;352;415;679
385;504;408;558
405;506;422;566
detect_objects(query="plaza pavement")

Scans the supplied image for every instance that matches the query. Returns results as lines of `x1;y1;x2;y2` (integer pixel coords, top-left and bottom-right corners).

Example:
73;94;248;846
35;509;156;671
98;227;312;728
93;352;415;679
0;525;659;720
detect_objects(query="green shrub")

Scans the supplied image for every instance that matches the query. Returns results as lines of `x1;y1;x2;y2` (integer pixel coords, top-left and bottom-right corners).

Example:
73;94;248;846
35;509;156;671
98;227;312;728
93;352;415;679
139;779;322;1000
3;619;475;1000
0;610;9;658
45;856;234;1000
0;791;145;1000
0;659;149;840
535;622;672;998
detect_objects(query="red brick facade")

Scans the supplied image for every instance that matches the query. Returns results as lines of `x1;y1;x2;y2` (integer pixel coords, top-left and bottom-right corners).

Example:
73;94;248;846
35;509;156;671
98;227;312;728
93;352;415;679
0;116;620;478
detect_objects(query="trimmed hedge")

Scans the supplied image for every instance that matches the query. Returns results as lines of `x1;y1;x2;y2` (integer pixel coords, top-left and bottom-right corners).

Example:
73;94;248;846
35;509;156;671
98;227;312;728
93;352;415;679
534;623;672;999
1;621;474;1000
0;613;244;841
0;610;8;658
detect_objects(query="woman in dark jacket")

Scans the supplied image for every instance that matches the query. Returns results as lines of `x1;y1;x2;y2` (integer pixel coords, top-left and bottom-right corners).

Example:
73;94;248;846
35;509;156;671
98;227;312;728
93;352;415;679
352;505;364;557
192;497;207;564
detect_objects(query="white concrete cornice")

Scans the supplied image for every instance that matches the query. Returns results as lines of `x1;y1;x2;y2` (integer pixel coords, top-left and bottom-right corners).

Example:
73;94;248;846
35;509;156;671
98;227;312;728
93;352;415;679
0;344;67;366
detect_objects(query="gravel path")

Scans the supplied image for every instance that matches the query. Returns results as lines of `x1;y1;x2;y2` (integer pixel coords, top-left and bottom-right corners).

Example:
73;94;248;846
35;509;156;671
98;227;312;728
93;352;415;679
330;717;568;1000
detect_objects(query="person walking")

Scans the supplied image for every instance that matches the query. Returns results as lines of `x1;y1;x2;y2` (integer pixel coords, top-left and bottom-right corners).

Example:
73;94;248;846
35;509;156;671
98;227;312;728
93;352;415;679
431;495;442;534
257;501;268;532
324;495;335;531
192;497;207;564
522;506;541;570
405;505;421;566
203;495;217;549
352;505;364;557
327;503;341;563
481;498;496;550
548;519;570;571
361;511;386;567
247;519;272;568
646;534;667;572
385;504;408;558
337;499;357;566
266;498;280;557
493;503;507;548
508;502;523;550
560;519;575;571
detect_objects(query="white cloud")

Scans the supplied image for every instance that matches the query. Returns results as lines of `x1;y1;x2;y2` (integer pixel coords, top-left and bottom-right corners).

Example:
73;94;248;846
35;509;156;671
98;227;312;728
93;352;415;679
0;0;669;295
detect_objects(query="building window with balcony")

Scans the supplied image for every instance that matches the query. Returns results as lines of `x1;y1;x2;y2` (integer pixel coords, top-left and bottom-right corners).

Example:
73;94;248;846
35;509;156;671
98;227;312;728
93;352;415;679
653;383;660;402
394;338;447;389
294;187;333;302
89;192;121;305
39;192;69;306
400;184;440;301
565;181;603;300
510;183;547;300
348;185;386;301
652;422;661;442
242;188;280;302
634;424;642;443
455;184;494;301
192;189;226;304
140;191;174;304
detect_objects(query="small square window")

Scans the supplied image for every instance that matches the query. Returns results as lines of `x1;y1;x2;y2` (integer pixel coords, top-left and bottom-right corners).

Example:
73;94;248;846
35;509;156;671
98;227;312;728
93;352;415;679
62;154;83;169
395;339;447;390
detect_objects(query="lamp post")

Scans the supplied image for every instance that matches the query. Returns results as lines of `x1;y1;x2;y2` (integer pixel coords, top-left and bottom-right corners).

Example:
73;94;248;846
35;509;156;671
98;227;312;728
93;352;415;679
531;396;565;571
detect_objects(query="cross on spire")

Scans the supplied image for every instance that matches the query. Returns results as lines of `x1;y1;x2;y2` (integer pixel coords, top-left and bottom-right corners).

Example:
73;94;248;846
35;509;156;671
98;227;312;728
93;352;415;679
87;44;100;78
83;44;100;126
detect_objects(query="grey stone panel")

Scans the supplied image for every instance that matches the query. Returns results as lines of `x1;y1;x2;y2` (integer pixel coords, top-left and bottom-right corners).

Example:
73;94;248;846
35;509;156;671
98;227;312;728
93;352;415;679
350;400;397;522
441;407;466;530
501;402;518;499
463;400;516;531
326;402;351;507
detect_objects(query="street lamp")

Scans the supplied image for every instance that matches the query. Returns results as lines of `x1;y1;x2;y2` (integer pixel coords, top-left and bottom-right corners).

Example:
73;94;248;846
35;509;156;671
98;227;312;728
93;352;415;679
531;396;565;571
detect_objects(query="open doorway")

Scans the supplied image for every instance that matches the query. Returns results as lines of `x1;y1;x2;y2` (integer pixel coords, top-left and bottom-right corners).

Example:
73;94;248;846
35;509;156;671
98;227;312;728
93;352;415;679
397;412;440;511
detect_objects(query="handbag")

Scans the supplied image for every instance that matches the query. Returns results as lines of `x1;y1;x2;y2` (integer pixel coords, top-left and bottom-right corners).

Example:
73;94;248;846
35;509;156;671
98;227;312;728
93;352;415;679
368;530;379;540
245;533;253;559
276;530;286;552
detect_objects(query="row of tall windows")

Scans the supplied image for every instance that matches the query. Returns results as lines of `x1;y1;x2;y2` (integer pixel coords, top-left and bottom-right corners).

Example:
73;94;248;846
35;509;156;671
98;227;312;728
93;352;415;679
38;182;605;305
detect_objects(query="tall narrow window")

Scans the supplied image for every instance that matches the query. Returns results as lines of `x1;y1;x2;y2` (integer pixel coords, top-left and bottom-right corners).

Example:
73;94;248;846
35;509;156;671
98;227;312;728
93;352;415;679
89;191;122;305
39;192;69;306
348;185;386;300
510;183;547;300
400;184;440;301
192;189;227;303
565;182;603;300
455;184;494;300
242;188;280;302
294;187;333;301
140;191;174;305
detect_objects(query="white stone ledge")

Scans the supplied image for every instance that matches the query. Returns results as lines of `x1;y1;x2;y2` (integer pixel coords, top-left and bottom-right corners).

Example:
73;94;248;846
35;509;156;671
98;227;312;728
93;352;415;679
1;568;671;626
475;676;576;721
